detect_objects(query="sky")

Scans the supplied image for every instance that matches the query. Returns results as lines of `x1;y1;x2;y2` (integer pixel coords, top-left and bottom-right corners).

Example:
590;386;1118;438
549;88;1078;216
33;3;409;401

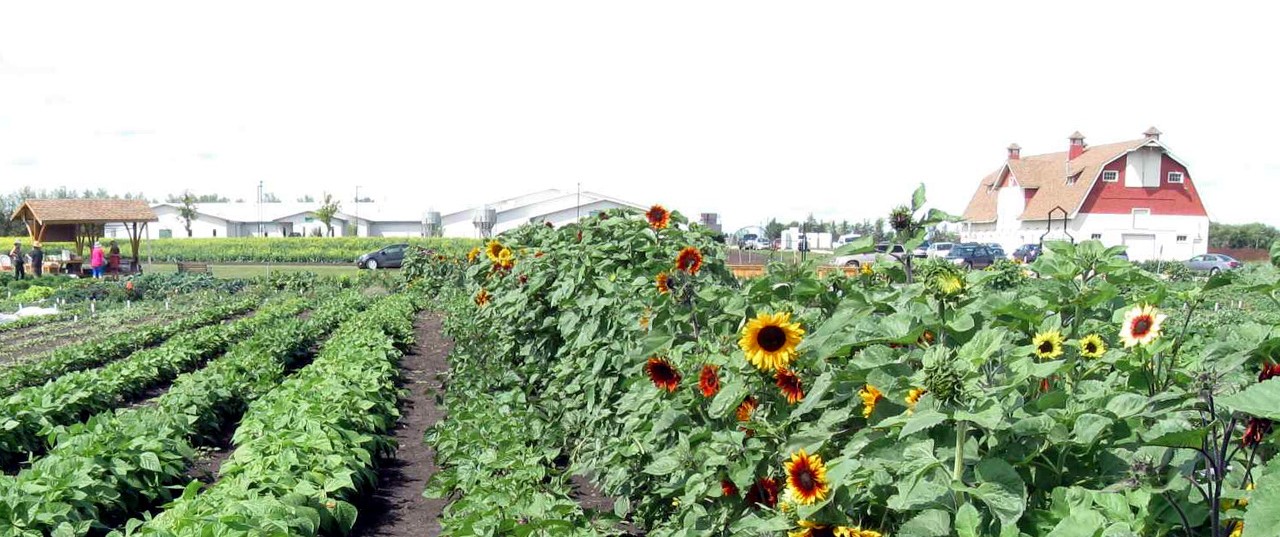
2;1;1278;233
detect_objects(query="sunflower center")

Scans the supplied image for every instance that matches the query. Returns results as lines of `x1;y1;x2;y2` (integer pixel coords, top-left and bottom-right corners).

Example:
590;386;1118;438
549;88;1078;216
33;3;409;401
1133;317;1152;337
1084;342;1097;354
797;469;815;490
1038;341;1054;354
757;326;787;352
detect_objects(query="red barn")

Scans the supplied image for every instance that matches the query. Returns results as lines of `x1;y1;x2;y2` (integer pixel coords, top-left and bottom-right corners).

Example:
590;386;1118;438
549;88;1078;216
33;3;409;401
960;127;1210;261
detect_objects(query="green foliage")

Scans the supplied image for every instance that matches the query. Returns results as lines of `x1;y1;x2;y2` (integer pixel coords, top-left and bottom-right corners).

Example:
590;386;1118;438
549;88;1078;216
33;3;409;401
13;285;54;302
981;258;1028;291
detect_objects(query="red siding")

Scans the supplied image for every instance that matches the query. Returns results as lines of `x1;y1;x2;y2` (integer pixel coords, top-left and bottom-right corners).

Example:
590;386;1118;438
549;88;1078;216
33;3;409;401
1024;188;1037;204
1077;154;1208;216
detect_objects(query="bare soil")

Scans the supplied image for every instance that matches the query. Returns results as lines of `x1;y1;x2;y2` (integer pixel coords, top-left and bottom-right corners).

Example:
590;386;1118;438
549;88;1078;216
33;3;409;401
350;311;451;537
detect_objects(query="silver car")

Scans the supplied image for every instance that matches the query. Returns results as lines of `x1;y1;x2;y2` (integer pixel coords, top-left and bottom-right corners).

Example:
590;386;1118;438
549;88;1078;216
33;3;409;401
831;243;907;268
1185;254;1242;275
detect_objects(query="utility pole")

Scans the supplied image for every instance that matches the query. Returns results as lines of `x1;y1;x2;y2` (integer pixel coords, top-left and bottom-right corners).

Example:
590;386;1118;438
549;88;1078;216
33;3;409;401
354;185;362;237
576;182;581;221
257;180;264;237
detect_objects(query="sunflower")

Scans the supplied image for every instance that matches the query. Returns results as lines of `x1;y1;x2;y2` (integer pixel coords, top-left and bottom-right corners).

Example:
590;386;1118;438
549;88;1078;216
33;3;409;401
905;388;926;415
1243;417;1272;447
745;477;779;509
484;240;503;262
736;396;758;422
1120;304;1167;348
495;248;515;270
937;273;964;296
775;368;805;404
859;263;873;276
1229;521;1244;537
646;205;671;230
644;357;681;392
784;449;830;505
639;310;651;330
721;479;739;497
466;246;481;262
698;364;721;397
859;385;883;418
739;311;805;371
675;246;703;275
1260;363;1280;382
656;272;671;294
788;521;875;537
1079;334;1107;358
1032;330;1065;359
919;330;935;346
474;288;491;307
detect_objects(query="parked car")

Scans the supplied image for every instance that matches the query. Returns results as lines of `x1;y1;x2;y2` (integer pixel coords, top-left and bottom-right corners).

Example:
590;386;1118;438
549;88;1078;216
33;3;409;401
356;243;408;269
924;242;955;258
1012;243;1042;263
984;243;1007;259
913;240;931;258
740;234;762;250
831;243;907;268
946;243;997;269
1185;253;1242;274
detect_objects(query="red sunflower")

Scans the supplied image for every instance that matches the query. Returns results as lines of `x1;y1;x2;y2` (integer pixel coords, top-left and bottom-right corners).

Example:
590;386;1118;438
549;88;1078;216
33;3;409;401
698;364;721;397
775;368;805;404
721;479;739;497
646;205;671;230
474;289;491;307
744;477;779;509
644;357;681;392
1244;417;1272;447
736;395;758;422
675;246;703;275
656;272;671;294
1260;363;1280;382
783;449;830;505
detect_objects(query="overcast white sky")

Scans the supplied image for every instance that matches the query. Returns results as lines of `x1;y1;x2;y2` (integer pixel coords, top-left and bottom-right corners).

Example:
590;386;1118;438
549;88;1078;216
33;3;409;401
2;1;1277;232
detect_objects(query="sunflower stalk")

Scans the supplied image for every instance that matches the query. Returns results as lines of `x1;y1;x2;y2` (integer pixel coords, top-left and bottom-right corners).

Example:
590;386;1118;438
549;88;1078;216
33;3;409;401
952;419;968;498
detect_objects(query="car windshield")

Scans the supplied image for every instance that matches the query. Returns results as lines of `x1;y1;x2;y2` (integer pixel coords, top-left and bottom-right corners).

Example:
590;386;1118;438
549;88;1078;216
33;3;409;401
949;246;974;257
936;243;953;250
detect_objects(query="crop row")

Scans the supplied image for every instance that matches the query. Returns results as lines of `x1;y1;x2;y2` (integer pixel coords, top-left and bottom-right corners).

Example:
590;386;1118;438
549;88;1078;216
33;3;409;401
0;295;260;396
118;294;418;535
0;301;196;364
0;236;480;264
0;294;308;469
0;290;365;536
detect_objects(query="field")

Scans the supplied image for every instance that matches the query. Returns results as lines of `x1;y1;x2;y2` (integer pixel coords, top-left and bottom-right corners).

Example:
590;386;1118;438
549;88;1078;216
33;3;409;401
0;236;478;264
1;196;1279;537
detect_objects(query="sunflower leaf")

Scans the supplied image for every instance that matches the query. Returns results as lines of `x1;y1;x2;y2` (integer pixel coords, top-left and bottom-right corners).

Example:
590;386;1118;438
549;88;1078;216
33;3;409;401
1219;379;1280;421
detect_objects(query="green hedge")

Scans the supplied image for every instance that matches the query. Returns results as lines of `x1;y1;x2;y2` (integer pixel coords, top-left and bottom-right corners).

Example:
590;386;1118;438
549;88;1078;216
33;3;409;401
1;236;480;264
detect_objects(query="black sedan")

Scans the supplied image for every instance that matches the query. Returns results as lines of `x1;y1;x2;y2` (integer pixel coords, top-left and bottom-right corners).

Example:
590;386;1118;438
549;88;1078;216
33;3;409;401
356;244;408;269
946;243;997;269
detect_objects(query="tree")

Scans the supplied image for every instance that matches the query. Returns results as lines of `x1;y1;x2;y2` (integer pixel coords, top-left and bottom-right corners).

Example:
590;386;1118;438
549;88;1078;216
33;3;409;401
314;193;341;237
166;193;227;203
178;190;199;237
261;192;282;203
764;219;785;240
297;195;315;203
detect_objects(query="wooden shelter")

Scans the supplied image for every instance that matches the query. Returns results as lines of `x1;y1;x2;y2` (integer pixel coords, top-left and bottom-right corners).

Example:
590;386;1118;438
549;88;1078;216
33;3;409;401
9;199;157;264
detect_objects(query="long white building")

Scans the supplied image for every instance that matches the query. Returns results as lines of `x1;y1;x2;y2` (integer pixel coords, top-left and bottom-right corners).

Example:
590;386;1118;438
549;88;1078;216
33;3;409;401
107;189;645;239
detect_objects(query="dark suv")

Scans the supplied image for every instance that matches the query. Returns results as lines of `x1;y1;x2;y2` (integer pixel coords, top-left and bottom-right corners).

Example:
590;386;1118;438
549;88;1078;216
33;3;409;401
1012;243;1042;263
356;244;408;269
946;243;997;269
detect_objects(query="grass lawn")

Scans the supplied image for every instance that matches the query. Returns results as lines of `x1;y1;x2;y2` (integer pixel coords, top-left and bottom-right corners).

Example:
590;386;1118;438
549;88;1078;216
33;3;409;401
143;263;365;279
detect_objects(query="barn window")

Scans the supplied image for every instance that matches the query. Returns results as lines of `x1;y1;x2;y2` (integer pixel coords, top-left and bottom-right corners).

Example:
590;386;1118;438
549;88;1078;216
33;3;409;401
1102;170;1119;182
1168;172;1184;184
1132;208;1151;229
1176;235;1188;243
1091;233;1102;240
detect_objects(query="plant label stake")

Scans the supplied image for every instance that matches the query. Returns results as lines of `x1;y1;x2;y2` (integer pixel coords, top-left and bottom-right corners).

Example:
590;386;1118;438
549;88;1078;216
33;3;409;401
91;300;96;314
165;299;170;310
127;300;131;309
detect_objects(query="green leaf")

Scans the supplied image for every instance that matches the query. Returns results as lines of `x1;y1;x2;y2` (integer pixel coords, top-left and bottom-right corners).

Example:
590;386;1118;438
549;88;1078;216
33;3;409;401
911;184;927;211
614;496;631;518
1271;239;1280;268
1045;509;1107;537
955;502;983;537
971;458;1027;528
900;509;951;536
708;377;747;419
834;235;876;256
332;500;359;534
1146;428;1209;450
790;372;832;419
1243;468;1280;537
1220;379;1280;421
901;409;948;438
643;455;680;475
139;451;162;472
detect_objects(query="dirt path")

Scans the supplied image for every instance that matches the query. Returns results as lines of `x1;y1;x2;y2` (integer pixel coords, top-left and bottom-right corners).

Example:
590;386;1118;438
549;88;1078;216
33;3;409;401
351;311;451;537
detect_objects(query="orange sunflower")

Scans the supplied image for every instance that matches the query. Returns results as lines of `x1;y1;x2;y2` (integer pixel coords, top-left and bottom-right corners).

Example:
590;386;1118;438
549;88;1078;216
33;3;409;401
474;288;491;307
736;395;758;422
466;246;481;262
675;246;703;275
775;368;805;404
784;449;830;505
656;272;671;294
905;388;926;415
721;479;739;497
698;364;720;397
745;477;779;509
644;357;681;392
859;385;883;419
646;205;671;230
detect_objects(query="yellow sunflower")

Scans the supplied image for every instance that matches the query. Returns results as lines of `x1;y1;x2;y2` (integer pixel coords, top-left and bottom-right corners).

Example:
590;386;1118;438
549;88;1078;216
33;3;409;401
1032;330;1065;360
787;521;866;537
783;449;830;505
496;247;515;270
1229;521;1243;537
859;263;873;276
905;388;926;415
484;240;503;262
739;312;805;371
1078;334;1107;359
467;246;481;262
937;273;964;296
1120;304;1167;348
858;385;883;418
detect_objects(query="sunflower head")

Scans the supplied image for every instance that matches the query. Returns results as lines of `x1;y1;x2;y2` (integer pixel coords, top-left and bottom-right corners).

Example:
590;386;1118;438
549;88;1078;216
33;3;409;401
656;272;671;294
739;311;805;371
646;205;671;230
859;263;873;276
858;385;883;419
1079;334;1107;359
720;479;739;498
775;368;804;404
784;449;830;505
698;364;721;397
484;240;503;262
905;388;927;415
1243;417;1272;447
1120;304;1167;348
1259;363;1280;383
736;395;758;422
889;205;914;233
744;477;779;509
474;288;491;307
494;247;515;270
467;246;481;262
788;522;872;537
644;357;681;393
1032;330;1065;360
675;246;703;275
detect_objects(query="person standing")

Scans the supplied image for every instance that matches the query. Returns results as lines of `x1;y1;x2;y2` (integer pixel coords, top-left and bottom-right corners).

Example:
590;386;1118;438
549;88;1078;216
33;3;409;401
90;241;106;279
108;240;121;275
8;240;23;280
29;242;44;278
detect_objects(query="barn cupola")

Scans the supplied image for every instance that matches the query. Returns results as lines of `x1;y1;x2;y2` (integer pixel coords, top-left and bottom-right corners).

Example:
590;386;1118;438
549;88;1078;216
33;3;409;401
1068;131;1086;160
1007;143;1021;160
1144;126;1162;140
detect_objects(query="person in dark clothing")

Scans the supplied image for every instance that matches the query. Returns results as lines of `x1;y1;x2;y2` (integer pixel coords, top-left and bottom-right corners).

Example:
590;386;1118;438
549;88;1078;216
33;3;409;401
29;242;44;278
8;240;23;280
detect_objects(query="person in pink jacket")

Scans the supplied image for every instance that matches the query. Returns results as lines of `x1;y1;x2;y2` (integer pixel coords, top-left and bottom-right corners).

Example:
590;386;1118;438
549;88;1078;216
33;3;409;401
90;241;106;279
